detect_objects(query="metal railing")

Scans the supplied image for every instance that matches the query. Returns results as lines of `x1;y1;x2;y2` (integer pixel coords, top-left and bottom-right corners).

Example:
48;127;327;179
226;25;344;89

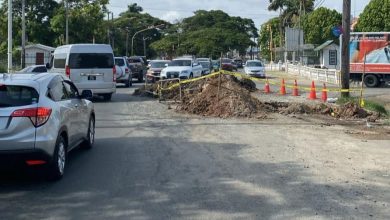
264;63;284;71
286;63;340;85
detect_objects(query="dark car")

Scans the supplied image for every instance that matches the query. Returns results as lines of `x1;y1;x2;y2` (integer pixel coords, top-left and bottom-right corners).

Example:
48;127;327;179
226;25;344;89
233;58;243;68
127;56;148;82
220;58;238;72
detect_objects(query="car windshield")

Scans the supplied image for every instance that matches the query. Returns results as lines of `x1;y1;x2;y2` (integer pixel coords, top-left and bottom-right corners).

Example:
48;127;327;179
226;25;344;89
0;85;39;108
246;62;263;67
115;58;125;66
200;62;210;68
170;60;192;67
150;61;170;68
128;58;141;63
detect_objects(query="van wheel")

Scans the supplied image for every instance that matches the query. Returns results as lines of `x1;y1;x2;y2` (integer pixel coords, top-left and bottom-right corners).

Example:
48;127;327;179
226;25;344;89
364;75;379;88
103;94;112;101
47;135;67;181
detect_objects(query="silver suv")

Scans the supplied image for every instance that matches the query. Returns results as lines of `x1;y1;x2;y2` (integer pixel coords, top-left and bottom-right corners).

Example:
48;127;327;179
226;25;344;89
0;73;95;180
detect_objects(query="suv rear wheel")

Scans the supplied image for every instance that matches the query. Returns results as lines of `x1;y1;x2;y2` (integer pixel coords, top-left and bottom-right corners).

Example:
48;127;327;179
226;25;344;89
47;135;67;180
125;76;132;87
138;71;144;83
81;116;95;149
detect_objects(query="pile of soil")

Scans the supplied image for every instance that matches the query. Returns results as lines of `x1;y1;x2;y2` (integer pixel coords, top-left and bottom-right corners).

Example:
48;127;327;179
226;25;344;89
177;75;269;118
134;74;381;122
279;102;380;121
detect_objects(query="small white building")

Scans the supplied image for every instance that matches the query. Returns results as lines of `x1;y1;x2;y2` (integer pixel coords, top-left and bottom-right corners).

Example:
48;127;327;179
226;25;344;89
314;40;340;69
24;44;55;66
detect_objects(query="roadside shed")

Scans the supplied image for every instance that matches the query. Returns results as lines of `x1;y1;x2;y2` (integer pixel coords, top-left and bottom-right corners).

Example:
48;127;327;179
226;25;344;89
314;40;340;69
24;44;54;66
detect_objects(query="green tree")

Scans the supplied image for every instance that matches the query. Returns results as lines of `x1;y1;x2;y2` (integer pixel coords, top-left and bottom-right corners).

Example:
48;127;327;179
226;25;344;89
152;10;258;59
0;0;59;58
302;7;342;45
111;4;169;57
50;0;109;45
355;0;390;32
258;17;281;61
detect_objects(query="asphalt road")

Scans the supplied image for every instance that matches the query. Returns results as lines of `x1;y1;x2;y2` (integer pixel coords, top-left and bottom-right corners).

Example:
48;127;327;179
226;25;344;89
0;84;389;220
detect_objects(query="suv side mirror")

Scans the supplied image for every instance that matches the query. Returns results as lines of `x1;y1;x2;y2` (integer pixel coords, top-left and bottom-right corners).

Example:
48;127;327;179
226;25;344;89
80;90;93;99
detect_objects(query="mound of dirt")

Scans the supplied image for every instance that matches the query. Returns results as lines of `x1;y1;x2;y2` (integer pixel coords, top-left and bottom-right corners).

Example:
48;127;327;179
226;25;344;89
177;75;268;118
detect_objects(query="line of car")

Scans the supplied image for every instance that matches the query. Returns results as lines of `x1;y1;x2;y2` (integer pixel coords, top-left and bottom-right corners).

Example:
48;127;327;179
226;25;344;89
1;43;265;181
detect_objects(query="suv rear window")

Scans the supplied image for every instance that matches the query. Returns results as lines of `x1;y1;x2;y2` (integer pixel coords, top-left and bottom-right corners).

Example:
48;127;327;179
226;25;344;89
115;58;125;66
128;58;141;63
0;85;39;107
69;53;114;69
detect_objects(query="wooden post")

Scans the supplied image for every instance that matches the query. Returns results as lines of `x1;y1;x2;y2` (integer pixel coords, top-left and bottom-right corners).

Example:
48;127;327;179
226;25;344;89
217;71;221;101
341;0;351;97
179;80;182;103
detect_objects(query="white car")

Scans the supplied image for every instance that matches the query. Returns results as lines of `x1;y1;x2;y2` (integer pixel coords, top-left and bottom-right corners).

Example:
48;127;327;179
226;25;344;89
115;57;132;87
244;60;266;78
160;58;203;79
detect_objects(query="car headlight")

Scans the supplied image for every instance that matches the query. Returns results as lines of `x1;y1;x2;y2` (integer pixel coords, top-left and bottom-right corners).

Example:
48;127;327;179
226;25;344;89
160;70;166;76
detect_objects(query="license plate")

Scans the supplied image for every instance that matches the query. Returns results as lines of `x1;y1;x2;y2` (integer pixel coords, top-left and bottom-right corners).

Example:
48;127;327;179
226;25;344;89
88;76;96;80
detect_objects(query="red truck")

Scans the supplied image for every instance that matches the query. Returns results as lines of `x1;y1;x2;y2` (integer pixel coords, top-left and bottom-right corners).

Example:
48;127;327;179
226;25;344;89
349;32;390;87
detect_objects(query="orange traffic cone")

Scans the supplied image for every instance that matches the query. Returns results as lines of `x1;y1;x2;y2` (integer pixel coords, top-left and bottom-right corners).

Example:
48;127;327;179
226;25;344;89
321;83;328;102
280;79;286;95
308;81;317;100
264;79;271;93
292;79;299;96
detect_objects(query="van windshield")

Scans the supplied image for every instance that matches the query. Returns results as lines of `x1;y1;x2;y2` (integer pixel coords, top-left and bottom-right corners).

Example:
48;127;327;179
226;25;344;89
69;53;114;69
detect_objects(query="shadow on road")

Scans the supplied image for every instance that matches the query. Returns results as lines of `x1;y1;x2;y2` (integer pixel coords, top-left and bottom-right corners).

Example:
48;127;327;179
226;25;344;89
0;135;386;219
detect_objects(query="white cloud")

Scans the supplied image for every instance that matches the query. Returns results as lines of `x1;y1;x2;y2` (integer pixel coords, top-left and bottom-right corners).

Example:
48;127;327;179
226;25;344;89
108;0;369;27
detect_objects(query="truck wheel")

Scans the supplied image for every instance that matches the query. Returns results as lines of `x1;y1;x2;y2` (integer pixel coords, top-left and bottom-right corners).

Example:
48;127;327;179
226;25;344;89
138;71;144;83
103;94;112;101
364;75;379;88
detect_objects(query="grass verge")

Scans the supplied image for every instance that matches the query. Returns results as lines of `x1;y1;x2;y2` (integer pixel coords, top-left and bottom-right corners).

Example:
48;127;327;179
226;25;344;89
336;96;389;116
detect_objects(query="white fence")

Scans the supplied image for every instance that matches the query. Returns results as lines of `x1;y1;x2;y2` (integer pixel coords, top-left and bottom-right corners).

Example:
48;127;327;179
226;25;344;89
285;63;340;85
264;63;284;71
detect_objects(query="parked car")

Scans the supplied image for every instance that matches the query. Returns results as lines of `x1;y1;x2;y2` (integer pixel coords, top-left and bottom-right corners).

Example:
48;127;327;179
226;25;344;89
196;58;212;75
47;44;116;101
160;57;203;79
146;60;171;82
212;60;220;72
233;58;244;68
220;58;238;72
115;57;132;87
0;72;95;180
199;61;212;75
244;60;266;78
18;65;48;73
127;56;147;82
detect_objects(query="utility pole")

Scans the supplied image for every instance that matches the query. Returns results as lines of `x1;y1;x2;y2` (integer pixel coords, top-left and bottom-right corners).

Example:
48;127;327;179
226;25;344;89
341;0;351;97
7;0;12;72
21;0;26;68
143;35;146;57
65;0;69;44
125;27;129;57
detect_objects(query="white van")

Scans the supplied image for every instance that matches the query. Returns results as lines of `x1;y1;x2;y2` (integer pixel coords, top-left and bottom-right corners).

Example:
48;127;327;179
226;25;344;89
47;44;116;101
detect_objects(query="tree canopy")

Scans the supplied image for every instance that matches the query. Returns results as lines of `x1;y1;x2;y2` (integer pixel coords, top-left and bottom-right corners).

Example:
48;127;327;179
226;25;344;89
151;10;258;59
302;7;342;45
355;0;390;32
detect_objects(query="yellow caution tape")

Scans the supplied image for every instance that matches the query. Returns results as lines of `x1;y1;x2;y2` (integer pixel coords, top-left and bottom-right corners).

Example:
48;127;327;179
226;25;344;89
159;70;362;93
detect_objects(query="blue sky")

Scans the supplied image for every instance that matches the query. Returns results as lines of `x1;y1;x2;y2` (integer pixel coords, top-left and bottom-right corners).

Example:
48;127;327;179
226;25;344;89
108;0;369;27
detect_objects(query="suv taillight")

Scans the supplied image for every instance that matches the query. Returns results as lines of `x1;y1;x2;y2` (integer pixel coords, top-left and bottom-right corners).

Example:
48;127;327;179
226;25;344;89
125;68;129;74
113;66;116;82
11;107;52;127
65;65;70;78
